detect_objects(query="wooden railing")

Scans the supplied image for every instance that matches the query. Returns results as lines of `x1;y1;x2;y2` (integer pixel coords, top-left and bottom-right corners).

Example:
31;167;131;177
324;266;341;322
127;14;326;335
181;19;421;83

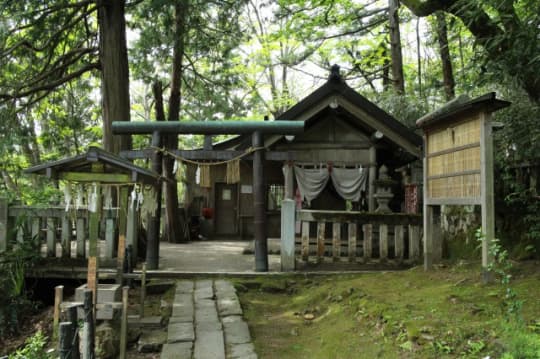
0;198;139;261
296;210;423;264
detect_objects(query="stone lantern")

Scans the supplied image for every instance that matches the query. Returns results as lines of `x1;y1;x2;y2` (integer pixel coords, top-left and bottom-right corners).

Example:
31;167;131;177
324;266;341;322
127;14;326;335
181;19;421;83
373;165;396;213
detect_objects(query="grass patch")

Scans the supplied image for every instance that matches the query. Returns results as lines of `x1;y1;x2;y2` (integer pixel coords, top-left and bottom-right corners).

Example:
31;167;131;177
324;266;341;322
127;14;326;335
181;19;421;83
237;262;540;358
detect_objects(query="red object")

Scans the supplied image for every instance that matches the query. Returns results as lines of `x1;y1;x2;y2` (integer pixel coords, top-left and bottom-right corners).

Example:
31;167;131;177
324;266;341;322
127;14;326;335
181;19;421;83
202;207;214;219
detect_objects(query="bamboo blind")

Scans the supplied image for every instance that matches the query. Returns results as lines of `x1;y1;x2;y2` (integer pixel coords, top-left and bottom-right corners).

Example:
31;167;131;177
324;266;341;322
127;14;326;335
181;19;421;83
426;114;481;199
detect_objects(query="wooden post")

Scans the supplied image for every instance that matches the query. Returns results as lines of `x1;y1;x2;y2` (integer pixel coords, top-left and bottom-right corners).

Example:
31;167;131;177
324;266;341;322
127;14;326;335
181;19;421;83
363;224;372;260
47;217;57;257
147;131;162;270
105;217;115;259
140;262;147;317
409;225;420;261
82;289;94;359
117;187;129;284
59;322;74;359
394;225;404;261
317;222;325;262
0;197;9;253
88;184;101;306
424;205;434;270
253;131;268;272
53;285;64;341
76;217;86;258
480;112;495;283
348;222;357;262
379;224;388;260
332;222;341;261
301;221;309;262
368;147;377;211
280;199;296;271
66;304;80;359
61;214;72;258
31;217;41;246
120;286;129;359
125;188;138;266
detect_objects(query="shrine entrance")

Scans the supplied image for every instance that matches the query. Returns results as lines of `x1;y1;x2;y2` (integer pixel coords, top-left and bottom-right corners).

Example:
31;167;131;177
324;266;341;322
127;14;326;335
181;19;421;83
215;183;238;235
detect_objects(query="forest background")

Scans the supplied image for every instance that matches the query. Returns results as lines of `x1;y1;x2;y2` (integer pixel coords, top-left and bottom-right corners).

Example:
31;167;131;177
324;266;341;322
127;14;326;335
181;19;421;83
0;0;539;256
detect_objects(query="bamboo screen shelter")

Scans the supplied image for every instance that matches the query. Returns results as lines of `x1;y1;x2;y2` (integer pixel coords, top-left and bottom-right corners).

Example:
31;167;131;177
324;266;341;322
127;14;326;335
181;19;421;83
417;93;510;282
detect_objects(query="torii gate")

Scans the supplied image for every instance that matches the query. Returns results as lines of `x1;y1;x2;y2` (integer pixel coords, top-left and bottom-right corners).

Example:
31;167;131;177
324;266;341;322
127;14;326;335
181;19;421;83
112;120;304;271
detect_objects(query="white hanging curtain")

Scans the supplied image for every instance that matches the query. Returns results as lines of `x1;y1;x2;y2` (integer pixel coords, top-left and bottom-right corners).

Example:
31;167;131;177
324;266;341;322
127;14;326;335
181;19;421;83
330;166;367;202
293;165;330;205
288;164;367;204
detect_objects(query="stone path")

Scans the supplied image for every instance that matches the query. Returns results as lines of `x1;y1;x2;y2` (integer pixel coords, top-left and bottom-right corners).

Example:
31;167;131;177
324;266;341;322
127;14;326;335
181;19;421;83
161;280;257;359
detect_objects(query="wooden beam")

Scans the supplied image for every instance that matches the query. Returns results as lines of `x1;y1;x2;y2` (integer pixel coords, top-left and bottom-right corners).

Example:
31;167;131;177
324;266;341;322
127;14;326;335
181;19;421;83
119;149;297;162
60;172;131;183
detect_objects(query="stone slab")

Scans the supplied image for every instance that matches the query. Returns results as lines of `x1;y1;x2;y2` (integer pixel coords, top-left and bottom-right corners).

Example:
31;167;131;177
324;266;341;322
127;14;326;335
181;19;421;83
194;330;225;359
215;280;236;294
223;318;251;345
217;297;243;317
161;342;193;359
167;322;195;343
137;329;167;353
228;343;258;359
196;320;222;332
176;280;194;294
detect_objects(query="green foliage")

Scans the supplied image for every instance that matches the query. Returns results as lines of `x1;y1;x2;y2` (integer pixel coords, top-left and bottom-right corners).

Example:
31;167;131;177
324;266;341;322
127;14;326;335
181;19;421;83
8;330;52;359
0;226;42;337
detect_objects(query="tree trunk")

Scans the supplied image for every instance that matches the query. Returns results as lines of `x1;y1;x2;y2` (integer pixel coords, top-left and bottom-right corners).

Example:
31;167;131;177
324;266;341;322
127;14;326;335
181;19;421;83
98;0;131;154
163;1;187;243
388;0;405;94
435;11;455;100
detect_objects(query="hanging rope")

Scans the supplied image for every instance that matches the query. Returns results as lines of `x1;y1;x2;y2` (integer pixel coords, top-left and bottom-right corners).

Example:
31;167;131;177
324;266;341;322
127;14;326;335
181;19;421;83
150;145;265;167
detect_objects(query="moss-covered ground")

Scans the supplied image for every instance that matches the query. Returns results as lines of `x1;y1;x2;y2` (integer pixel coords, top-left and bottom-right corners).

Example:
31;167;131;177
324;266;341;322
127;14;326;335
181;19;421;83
236;261;540;359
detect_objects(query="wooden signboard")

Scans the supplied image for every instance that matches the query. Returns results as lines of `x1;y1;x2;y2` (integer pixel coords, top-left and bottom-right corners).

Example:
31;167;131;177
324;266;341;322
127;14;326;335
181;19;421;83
417;93;510;282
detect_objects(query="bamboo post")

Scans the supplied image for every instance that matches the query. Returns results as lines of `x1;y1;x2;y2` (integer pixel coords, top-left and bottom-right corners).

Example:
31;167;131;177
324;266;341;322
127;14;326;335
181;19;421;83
59;322;74;359
301;221;310;262
332;222;341;261
120;286;129;359
363;224;372;260
316;222;325;262
348;222;357;262
140;262;147;318
61;215;72;258
66;304;80;359
82;289;94;359
53;285;64;340
0;197;8;252
76;217;86;258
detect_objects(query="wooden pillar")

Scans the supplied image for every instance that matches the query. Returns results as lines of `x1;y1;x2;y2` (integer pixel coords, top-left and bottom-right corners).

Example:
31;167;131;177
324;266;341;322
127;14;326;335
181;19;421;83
424;205;434;270
61;214;72;258
332;222;341;261
368;146;377;211
253;131;268;272
76;217;86;258
0;197;8;252
47;217;57;257
348;222;357;262
117;187;129;283
379;224;388;260
363;223;373;260
283;162;294;200
394;225;404;261
280;199;296;271
408;225;421;261
147;131;162;270
480;112;495;283
88;183;101;304
317;222;325;262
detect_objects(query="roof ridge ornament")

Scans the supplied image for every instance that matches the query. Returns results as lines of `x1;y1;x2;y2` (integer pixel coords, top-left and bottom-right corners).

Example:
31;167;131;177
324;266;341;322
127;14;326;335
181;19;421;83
329;64;342;83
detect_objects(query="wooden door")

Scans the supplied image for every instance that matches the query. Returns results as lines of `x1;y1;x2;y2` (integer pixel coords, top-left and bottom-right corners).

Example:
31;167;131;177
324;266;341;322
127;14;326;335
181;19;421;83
215;183;238;235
